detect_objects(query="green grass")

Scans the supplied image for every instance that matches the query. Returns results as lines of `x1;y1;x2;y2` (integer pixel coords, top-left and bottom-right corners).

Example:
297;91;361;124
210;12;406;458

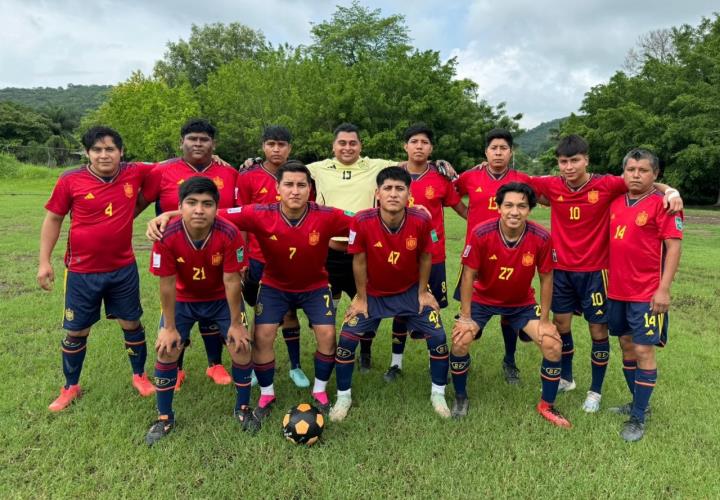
1;166;719;498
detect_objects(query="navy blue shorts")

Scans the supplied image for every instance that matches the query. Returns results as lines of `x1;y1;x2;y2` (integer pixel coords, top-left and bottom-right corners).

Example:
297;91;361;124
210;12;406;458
63;262;142;330
160;299;248;343
429;262;448;309
254;284;335;326
608;299;668;347
551;269;608;324
470;302;540;341
341;285;445;340
326;248;357;299
242;258;265;307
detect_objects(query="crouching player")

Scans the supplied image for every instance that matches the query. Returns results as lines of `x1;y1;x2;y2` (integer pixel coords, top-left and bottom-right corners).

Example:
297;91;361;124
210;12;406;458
145;177;254;446
607;149;682;442
452;182;570;427
331;166;451;422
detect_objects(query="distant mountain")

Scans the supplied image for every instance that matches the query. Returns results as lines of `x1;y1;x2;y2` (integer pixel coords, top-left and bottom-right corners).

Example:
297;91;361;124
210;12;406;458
516;117;566;157
0;84;110;116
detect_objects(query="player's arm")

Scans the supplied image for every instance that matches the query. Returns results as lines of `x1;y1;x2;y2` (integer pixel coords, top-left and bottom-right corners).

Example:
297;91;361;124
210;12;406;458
344;252;368;322
452;264;479;342
156;275;182;358
451;200;468;219
146;210;181;241
652;183;683;213
37;211;64;290
651;239;681;314
418;251;439;313
134;193;152;217
224;271;252;353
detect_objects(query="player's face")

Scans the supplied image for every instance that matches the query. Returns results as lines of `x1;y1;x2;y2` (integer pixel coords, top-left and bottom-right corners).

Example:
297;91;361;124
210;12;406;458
181;132;215;165
376;179;409;214
262;140;292;167
498;191;530;231
404;134;433;163
277;171;311;210
332;132;362;165
87;136;123;176
557;154;589;184
623;158;657;195
180;192;217;231
485;139;512;171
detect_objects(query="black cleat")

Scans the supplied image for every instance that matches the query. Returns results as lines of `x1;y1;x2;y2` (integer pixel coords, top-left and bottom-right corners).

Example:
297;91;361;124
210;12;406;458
235;407;261;433
620;416;645;442
502;361;520;385
451;395;469;419
253;401;274;422
608;402;652;417
383;365;402;383
358;353;372;373
145;417;174;446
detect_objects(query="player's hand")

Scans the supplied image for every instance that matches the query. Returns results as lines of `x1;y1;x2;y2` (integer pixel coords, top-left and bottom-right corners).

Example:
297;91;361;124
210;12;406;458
344;295;368;324
146;214;173;241
418;290;439;313
211;154;232;168
663;190;683;214
452;316;479;343
537;320;560;343
37;262;55;291
227;323;252;354
156;326;182;358
436;160;458;180
240;157;263;170
650;287;671;314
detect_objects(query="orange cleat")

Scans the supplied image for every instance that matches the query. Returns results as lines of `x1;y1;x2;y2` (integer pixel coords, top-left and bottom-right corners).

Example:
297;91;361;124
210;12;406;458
174;369;186;391
48;385;82;412
536;400;572;428
132;373;156;397
206;364;232;385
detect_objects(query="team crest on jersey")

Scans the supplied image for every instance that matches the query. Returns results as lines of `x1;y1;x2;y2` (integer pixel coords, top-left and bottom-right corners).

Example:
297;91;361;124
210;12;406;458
347;316;359;327
64;308;74;321
213;176;224;189
275;195;281;201
425;186;435;199
406;236;417;250
123;183;134;198
522;252;535;266
211;253;223;266
635;211;649;226
588;190;599;204
255;303;264;316
309;230;320;246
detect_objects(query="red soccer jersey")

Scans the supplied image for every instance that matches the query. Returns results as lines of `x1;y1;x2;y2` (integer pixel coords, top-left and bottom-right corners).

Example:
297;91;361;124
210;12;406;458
406;164;462;263
455;166;531;242
608;191;684;301
348;207;434;297
219;202;352;292
45;162;154;273
142;157;238;213
529;174;627;272
462;220;553;307
150;217;245;302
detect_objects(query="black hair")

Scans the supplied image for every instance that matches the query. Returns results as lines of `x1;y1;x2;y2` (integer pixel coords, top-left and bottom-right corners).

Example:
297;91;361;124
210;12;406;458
403;123;434;144
262;125;292;143
333;122;360;139
82;126;123;151
178;176;219;204
276;160;312;184
181;118;216;139
485;128;513;149
376;166;411;187
622;148;659;173
555;134;589;157
495;182;537;209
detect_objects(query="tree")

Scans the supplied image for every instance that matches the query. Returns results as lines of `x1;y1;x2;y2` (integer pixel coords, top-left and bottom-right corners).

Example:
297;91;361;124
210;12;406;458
622;29;677;75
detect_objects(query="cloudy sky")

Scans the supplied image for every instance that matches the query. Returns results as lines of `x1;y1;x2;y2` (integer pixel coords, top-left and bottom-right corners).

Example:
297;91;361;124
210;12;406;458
1;0;717;127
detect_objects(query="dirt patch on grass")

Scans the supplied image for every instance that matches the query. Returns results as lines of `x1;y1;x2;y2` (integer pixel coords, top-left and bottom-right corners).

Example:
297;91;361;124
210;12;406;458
685;214;720;225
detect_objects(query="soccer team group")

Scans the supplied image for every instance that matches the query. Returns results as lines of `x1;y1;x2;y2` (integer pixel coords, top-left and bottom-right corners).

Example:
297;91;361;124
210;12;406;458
36;119;684;446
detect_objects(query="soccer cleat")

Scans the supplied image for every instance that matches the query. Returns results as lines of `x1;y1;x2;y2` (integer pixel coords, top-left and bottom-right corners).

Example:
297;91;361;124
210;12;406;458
358;352;372;373
312;391;332;416
253;395;275;421
48;385;82;412
145;416;174;446
206;364;232;385
132;373;156;397
288;368;310;388
174;369;186;391
536;400;572;428
431;392;451;419
250;370;258;387
608;402;652;417
329;394;352;422
235;406;261;434
582;390;602;413
558;378;576;393
502;361;520;385
620;416;645;442
451;395;469;419
383;365;403;383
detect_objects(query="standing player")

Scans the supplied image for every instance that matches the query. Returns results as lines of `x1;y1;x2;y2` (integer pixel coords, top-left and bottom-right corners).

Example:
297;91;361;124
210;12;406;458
455;128;532;384
330;166;451;421
37;126;155;412
384;124;467;382
138;118;238;388
607;149;682;441
451;182;569;427
236;126;310;388
144;177;254;446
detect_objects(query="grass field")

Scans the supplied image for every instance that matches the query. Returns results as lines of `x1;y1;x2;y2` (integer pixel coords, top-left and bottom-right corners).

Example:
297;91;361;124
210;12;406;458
1;165;719;498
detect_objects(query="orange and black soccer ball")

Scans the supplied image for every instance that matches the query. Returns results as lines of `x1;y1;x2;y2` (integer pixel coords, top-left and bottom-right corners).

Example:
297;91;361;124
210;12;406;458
282;403;324;446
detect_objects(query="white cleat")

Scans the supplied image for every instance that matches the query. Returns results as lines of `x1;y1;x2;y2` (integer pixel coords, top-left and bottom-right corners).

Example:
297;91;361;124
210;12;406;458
558;378;576;393
582;390;602;413
431;392;451;419
329;394;352;422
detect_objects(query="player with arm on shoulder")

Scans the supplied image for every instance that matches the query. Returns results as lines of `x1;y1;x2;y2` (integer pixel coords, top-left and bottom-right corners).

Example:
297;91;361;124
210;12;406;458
37;126;155;412
144;177;254;446
451;182;570;427
330;167;451;422
606;149;683;442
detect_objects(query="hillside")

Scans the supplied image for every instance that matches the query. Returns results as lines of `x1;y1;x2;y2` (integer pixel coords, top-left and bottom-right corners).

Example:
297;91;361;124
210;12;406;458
0;84;110;115
516;117;566;157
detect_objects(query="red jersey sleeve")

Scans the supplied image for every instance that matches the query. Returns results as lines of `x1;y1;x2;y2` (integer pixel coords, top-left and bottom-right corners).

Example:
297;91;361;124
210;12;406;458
45;176;72;216
218;206;257;232
141;163;163;203
528;176;550;198
660;210;684;240
330;208;353;237
235;173;253;205
603;175;628;197
347;217;366;254
150;239;176;277
461;232;482;270
419;218;433;254
536;233;554;274
442;177;462;207
223;229;245;274
454;174;468;196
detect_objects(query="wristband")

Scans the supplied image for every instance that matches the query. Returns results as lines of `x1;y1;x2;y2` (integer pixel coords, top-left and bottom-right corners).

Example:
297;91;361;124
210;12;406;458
667;190;680;200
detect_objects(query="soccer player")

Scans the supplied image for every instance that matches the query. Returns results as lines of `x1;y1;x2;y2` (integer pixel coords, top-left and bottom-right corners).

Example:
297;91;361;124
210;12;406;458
137;118;238;388
454;128;532;384
330;166;451;422
144;177;254;445
383;124;467;382
606;149;682;441
451;182;570;427
236;126;311;388
528;135;682;413
37;126;155;412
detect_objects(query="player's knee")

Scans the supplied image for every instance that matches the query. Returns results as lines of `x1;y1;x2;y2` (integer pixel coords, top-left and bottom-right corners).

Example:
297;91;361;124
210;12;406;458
589;322;608;339
66;328;90;338
314;327;336;350
618;335;635;356
229;348;252;366
157;349;181;364
553;314;571;332
117;319;141;331
541;335;562;360
634;344;655;364
451;339;470;356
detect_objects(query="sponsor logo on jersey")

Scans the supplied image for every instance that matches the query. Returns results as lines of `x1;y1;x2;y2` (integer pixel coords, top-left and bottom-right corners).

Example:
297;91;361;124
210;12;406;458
213;176;224;189
430;230;439;243
124;183;134;198
406;236;417;250
259;187;268;194
635;211;649;226
269;235;278;240
177;178;185;185
489;254;497;260
152;252;161;268
84;193;95;200
522;252;534;266
177;257;185;263
309;230;320;246
475;186;483;192
425;186;435;199
348;230;356;244
374;241;383;248
236;248;244;262
588;190;599;204
212;253;223;266
557;195;564;202
675;216;683;230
